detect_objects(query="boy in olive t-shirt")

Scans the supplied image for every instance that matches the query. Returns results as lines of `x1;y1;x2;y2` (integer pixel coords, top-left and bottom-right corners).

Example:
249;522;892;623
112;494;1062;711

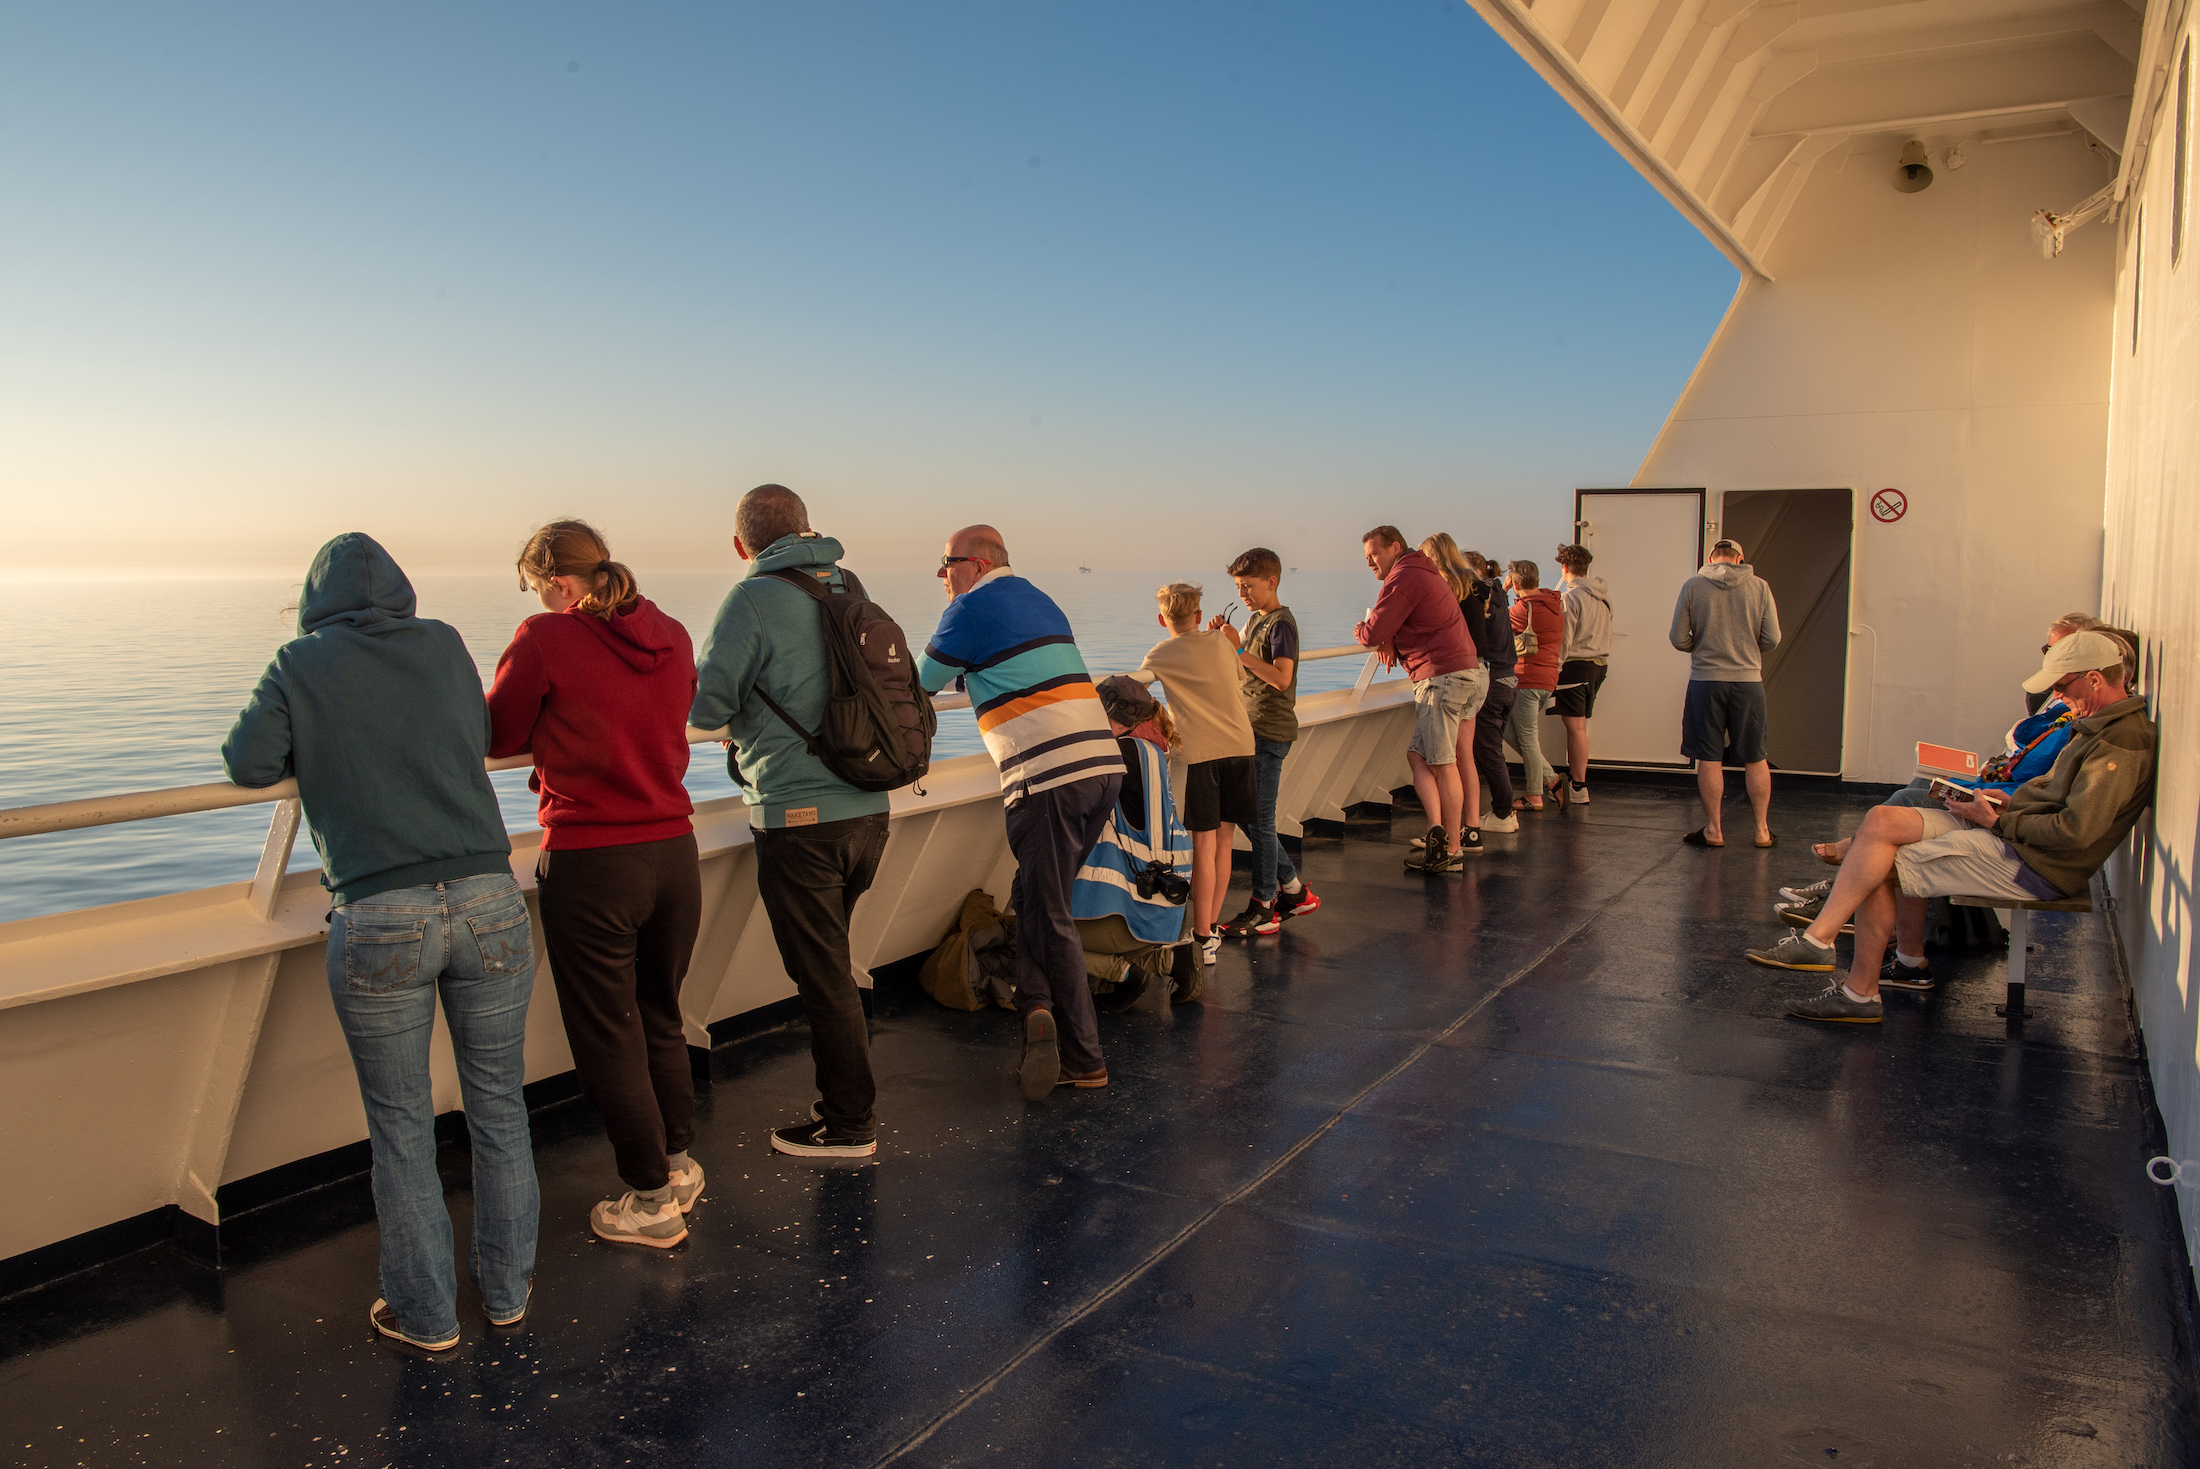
1216;549;1321;937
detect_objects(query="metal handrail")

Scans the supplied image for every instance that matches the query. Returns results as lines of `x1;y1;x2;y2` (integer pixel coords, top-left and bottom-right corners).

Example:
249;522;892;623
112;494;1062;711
0;643;1387;856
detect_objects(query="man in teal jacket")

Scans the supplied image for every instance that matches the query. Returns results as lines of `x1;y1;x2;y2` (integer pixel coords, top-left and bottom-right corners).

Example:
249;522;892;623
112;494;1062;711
691;485;890;1159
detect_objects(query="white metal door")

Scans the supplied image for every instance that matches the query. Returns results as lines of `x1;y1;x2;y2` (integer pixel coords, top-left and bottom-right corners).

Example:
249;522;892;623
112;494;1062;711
1561;491;1703;767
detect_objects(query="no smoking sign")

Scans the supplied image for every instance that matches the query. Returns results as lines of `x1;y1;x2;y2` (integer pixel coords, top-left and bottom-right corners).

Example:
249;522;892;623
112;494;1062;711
1871;488;1907;523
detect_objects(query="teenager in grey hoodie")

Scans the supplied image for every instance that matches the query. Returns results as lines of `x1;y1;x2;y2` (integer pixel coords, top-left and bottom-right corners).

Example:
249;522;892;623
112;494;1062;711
1553;545;1612;802
1669;538;1782;846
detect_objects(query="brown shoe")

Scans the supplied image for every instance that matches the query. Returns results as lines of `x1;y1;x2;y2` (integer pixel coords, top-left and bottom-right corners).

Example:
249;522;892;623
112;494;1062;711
1056;1068;1109;1089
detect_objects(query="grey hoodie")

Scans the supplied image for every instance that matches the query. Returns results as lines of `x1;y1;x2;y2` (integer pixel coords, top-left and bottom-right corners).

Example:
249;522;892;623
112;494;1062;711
1668;561;1781;681
1559;576;1613;663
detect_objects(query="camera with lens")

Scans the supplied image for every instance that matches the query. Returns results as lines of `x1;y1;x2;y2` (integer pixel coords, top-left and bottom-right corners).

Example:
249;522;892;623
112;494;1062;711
1133;859;1191;905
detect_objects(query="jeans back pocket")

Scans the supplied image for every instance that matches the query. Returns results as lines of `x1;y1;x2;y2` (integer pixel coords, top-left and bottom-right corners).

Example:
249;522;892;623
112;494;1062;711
465;907;535;977
343;919;428;994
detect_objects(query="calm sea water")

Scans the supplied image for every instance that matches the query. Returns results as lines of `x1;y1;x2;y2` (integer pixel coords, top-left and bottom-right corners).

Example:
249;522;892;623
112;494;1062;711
1;568;1386;924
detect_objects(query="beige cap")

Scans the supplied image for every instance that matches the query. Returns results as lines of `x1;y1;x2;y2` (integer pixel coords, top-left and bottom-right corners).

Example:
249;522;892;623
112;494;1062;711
2021;628;2126;693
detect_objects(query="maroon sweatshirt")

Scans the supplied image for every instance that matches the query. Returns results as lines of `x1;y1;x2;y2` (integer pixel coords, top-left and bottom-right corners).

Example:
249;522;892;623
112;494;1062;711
1354;551;1477;681
487;599;698;850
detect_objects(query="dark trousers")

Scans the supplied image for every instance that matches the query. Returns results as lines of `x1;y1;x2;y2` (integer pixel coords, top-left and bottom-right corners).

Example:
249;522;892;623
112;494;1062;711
753;812;890;1139
1004;774;1121;1075
1474;679;1518;817
536;833;703;1192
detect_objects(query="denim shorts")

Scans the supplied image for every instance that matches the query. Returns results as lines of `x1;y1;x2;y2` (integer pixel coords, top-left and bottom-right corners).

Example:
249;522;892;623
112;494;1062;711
1410;668;1488;765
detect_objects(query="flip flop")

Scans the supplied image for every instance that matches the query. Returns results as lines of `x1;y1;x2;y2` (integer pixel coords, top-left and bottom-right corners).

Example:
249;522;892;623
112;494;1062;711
1755;832;1779;848
1682;828;1725;848
1812;842;1843;866
1513;797;1544;812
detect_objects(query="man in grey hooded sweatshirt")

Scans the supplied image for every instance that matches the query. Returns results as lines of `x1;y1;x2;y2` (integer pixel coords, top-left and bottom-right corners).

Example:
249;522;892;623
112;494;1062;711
1669;537;1782;846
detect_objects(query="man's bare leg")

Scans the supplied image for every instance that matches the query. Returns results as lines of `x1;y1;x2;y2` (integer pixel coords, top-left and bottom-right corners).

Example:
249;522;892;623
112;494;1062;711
1804;805;1925;942
1896;894;1927;956
1563;716;1589;785
1843;874;1900;999
1406;750;1465;854
1744;760;1773;844
1695;760;1725;841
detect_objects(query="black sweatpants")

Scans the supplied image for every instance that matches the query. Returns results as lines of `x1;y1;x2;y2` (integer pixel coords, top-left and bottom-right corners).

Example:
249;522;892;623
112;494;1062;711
752;812;890;1140
1004;774;1121;1076
1474;678;1518;817
536;833;702;1192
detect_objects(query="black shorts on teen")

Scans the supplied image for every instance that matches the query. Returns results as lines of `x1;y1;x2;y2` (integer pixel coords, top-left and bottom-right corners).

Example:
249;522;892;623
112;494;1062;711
1681;679;1769;764
1183;755;1257;832
1552;659;1608;719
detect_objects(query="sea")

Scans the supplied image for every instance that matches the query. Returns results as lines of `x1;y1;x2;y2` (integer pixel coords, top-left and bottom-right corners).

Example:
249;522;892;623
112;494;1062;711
1;568;1391;925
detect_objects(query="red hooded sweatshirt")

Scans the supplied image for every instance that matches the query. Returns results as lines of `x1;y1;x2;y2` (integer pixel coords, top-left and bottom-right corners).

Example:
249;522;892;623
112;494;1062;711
487;599;698;850
1353;550;1477;682
1510;588;1565;692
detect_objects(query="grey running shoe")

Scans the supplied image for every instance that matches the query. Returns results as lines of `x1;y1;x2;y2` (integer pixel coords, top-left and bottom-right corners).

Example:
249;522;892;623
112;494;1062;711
1019;1008;1061;1100
1746;932;1839;971
668;1156;705;1214
1786;983;1883;1023
1879;954;1936;991
1776;899;1853;937
1779;877;1835;905
591;1190;688;1249
371;1298;458;1351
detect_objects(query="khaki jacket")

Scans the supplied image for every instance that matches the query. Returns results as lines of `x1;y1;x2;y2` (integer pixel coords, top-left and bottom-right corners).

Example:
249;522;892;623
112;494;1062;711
1993;695;2156;897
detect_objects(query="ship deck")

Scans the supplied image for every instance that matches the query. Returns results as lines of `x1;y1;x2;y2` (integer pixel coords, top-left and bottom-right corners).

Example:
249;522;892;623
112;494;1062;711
4;782;2196;1466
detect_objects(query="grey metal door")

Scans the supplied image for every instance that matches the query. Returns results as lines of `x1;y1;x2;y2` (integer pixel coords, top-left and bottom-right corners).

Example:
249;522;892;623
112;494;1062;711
1716;489;1852;775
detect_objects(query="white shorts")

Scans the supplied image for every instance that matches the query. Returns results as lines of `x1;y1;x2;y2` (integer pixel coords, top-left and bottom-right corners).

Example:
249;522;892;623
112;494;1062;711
1893;809;2062;903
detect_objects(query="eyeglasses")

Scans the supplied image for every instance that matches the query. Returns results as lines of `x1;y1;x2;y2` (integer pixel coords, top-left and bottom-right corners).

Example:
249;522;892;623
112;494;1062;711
938;555;991;570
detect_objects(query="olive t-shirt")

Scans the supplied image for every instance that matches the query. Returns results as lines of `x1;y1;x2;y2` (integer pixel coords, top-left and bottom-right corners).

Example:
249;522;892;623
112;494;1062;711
1239;606;1300;744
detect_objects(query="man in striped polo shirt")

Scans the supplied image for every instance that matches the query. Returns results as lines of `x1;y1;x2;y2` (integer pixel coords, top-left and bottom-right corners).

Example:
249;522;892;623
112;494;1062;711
920;525;1126;1100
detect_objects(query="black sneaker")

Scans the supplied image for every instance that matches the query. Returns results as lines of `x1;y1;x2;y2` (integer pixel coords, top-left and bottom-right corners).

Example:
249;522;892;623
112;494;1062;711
1096;966;1151;1012
1460;828;1485;857
770;1118;878;1157
1218;899;1278;938
1275;885;1321;920
1169;943;1204;1005
1878;955;1936;991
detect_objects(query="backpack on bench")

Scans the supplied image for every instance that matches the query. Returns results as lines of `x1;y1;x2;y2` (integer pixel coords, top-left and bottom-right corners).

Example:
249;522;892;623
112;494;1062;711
735;566;937;794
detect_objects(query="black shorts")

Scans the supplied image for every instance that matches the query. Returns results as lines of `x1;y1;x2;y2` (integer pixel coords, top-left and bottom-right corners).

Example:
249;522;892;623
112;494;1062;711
1552;660;1608;718
1183;755;1257;832
1681;679;1769;764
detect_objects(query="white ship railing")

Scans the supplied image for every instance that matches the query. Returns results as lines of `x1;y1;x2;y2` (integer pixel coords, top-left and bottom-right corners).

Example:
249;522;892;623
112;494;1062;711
0;646;1386;921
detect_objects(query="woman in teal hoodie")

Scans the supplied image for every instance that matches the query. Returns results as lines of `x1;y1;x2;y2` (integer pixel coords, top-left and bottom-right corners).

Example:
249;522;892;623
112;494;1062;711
223;533;537;1352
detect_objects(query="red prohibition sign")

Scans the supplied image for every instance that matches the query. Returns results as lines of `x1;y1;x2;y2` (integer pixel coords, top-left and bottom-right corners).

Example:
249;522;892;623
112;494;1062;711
1870;488;1907;523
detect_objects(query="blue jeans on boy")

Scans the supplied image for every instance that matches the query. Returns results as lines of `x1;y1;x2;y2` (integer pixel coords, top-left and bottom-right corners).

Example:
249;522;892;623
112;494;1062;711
326;873;540;1340
1250;737;1300;903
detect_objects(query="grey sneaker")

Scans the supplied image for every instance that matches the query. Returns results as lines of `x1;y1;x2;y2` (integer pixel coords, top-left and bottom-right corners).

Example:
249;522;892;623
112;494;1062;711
668;1157;705;1214
486;1283;532;1329
1776;899;1853;937
1746;932;1839;971
591;1190;688;1249
1779;877;1834;905
371;1298;458;1351
1786;983;1883;1023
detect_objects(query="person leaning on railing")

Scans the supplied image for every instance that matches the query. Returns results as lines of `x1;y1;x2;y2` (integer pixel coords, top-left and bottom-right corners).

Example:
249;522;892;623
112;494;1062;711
488;519;704;1249
221;531;539;1352
1747;630;2156;1025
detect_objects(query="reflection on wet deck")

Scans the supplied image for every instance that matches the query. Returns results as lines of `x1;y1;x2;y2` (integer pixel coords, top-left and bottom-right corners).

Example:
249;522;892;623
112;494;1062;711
4;781;2195;1467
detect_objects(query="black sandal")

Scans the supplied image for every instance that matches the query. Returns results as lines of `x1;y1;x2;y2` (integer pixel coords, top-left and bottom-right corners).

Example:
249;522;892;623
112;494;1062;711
1682;828;1725;848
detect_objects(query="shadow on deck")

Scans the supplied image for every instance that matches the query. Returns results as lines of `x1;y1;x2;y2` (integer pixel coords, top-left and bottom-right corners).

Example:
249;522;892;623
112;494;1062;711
4;782;2197;1467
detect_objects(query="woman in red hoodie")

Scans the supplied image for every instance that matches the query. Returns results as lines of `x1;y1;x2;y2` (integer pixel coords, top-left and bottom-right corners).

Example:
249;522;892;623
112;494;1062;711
1506;559;1567;811
489;520;703;1250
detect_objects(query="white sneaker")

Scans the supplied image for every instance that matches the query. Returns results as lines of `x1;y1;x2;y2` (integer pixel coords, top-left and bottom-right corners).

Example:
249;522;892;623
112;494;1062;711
1199;934;1220;966
1482;813;1520;834
1569;783;1590;804
590;1190;688;1249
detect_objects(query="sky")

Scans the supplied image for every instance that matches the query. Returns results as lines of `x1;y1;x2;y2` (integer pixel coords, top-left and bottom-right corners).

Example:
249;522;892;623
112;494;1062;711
1;1;1737;576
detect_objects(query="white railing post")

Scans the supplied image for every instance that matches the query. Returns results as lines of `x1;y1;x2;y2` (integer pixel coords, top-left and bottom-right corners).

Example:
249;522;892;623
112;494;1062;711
1349;652;1382;709
247;799;303;921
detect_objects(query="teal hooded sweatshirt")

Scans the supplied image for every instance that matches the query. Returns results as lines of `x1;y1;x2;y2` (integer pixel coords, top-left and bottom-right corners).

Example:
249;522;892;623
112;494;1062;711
689;532;891;830
222;533;512;906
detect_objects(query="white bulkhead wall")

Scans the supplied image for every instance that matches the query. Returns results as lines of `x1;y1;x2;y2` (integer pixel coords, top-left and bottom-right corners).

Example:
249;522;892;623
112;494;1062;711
2101;22;2199;1286
1634;131;2118;782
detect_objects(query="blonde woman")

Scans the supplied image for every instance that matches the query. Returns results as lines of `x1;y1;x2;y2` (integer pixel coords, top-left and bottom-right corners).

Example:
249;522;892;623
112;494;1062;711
487;520;703;1249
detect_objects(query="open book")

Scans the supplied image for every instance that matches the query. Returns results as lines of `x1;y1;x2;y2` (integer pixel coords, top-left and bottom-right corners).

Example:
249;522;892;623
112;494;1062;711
1916;742;1980;783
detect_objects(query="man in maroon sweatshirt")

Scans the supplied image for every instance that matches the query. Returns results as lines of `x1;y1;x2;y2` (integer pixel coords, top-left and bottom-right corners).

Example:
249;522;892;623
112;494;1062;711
1354;526;1485;871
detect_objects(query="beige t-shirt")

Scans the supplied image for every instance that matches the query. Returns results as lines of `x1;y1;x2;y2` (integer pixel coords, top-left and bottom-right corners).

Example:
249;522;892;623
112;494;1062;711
1141;629;1257;766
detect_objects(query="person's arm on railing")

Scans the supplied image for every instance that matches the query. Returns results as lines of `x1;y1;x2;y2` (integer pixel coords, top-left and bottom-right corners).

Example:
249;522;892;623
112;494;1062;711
485;625;548;759
221;665;296;790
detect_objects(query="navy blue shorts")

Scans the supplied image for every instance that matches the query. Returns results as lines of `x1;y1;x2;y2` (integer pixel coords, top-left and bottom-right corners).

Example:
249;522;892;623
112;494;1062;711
1681;680;1769;764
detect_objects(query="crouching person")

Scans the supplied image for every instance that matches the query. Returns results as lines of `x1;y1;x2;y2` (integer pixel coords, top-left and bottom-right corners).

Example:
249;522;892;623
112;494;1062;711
1073;676;1201;1010
224;533;537;1351
1747;630;2153;1023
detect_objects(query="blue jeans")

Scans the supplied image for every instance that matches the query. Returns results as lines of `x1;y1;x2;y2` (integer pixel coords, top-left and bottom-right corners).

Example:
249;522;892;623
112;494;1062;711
1250;737;1299;902
327;873;540;1339
1509;686;1557;796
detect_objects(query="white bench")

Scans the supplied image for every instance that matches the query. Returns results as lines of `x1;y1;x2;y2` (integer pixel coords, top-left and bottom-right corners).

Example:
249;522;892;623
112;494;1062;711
1950;893;2094;1019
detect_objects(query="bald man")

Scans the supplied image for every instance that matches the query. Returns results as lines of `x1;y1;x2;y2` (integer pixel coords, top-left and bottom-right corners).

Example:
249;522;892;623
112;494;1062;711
919;526;1125;1099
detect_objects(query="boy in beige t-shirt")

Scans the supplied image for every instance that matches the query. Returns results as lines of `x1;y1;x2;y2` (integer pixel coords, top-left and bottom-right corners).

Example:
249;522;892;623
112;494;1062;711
1140;582;1256;966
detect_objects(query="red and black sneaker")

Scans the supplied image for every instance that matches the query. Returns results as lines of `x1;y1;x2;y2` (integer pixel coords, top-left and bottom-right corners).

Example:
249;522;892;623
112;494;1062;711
1275;885;1321;921
1219;899;1279;938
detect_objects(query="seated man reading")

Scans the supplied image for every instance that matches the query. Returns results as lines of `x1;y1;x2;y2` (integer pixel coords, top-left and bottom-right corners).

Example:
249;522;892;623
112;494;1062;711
1071;675;1199;1010
1747;629;2155;1023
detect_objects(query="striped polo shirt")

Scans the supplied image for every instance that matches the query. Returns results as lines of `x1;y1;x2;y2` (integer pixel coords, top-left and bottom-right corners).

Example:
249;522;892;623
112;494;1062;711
917;570;1125;804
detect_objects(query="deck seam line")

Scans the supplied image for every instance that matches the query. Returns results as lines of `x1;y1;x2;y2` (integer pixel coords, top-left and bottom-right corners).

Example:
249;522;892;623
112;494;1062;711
867;857;1672;1467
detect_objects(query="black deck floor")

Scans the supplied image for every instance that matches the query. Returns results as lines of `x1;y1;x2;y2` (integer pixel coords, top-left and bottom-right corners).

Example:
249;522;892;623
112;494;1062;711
5;782;2198;1467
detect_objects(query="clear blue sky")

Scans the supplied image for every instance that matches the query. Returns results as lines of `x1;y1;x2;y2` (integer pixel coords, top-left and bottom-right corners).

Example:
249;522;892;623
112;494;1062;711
2;1;1735;575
